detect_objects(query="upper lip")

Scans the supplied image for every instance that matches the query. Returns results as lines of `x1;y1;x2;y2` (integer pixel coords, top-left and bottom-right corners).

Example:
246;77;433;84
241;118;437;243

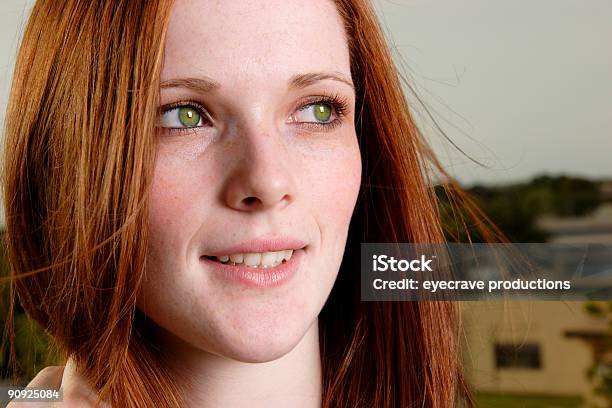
202;237;307;257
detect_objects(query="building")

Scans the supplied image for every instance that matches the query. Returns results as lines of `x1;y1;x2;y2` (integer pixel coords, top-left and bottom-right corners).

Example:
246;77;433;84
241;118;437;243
462;200;612;406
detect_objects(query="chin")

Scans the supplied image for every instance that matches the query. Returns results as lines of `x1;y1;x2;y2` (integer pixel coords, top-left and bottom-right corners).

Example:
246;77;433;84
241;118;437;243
220;337;302;363
206;309;318;363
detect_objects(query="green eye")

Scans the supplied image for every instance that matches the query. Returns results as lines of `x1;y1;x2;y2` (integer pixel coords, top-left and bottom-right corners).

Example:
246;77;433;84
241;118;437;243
159;104;207;131
178;107;201;127
313;103;332;122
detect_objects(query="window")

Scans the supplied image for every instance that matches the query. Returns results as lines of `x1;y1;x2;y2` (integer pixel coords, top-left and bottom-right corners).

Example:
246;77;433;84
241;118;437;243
495;343;541;369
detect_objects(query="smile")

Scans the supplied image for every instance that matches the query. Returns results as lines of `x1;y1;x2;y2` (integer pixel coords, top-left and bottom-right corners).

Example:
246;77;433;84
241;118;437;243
200;248;304;288
203;250;294;268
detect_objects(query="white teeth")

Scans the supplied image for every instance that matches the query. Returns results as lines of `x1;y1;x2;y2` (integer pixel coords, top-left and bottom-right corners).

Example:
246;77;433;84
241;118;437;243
211;249;295;268
243;253;261;267
229;253;243;263
261;252;276;267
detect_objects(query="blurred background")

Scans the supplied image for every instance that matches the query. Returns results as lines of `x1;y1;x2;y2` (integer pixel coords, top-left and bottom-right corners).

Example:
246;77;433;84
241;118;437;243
1;1;611;407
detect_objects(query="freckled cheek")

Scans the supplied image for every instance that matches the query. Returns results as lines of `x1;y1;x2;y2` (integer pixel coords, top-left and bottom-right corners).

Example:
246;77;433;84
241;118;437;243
307;146;362;227
142;182;198;312
147;166;200;260
150;178;179;227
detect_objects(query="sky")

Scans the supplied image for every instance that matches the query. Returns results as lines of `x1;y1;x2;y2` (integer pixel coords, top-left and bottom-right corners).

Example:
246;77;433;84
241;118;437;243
371;0;612;186
0;0;610;188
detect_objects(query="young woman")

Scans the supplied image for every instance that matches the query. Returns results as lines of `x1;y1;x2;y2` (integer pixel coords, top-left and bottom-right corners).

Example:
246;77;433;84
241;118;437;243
3;0;493;406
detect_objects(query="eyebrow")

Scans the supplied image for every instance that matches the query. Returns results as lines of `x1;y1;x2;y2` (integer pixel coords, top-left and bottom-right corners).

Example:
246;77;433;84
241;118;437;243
160;76;220;93
159;71;354;93
289;71;355;91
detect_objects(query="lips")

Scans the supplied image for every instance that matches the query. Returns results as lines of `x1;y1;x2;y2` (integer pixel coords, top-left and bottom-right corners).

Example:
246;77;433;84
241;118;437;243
200;248;304;288
199;238;306;287
203;237;306;257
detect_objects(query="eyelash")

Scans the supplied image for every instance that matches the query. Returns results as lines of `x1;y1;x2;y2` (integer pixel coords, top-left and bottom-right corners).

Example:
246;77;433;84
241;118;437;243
157;93;350;136
157;101;211;136
293;93;349;132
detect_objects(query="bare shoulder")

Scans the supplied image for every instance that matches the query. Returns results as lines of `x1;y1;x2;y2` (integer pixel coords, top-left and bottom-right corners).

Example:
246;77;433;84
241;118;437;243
60;359;110;407
6;366;63;408
26;366;65;388
7;360;109;408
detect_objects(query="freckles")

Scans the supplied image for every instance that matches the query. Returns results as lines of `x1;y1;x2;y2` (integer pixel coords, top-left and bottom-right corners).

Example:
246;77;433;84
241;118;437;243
149;169;193;247
315;141;361;203
151;180;179;221
151;154;195;209
308;157;360;225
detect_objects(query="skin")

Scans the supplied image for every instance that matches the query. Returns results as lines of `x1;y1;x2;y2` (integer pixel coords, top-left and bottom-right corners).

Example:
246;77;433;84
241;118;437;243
14;0;361;406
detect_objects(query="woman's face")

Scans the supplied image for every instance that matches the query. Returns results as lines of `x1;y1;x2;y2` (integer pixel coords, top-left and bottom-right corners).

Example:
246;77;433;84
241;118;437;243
138;0;361;362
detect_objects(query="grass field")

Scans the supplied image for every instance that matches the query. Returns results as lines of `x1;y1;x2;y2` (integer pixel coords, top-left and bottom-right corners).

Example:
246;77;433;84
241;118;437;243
475;392;583;408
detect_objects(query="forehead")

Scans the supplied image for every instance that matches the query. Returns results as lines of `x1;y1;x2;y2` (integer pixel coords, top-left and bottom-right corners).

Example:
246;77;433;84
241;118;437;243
162;0;351;84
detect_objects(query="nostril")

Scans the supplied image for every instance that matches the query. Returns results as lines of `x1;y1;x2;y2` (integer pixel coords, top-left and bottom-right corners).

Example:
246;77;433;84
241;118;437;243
242;196;259;206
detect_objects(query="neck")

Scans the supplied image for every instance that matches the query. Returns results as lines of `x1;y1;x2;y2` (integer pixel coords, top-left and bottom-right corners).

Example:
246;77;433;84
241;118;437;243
150;320;322;408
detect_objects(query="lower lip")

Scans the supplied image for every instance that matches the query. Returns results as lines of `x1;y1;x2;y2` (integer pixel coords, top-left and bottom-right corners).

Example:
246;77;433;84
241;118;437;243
199;249;303;288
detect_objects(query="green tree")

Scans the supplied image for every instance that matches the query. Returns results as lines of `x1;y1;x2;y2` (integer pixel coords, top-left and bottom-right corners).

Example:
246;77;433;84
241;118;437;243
1;233;59;384
583;301;612;406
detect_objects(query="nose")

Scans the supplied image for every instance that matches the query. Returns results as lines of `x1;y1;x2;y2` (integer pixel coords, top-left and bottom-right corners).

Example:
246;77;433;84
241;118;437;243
222;127;296;212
